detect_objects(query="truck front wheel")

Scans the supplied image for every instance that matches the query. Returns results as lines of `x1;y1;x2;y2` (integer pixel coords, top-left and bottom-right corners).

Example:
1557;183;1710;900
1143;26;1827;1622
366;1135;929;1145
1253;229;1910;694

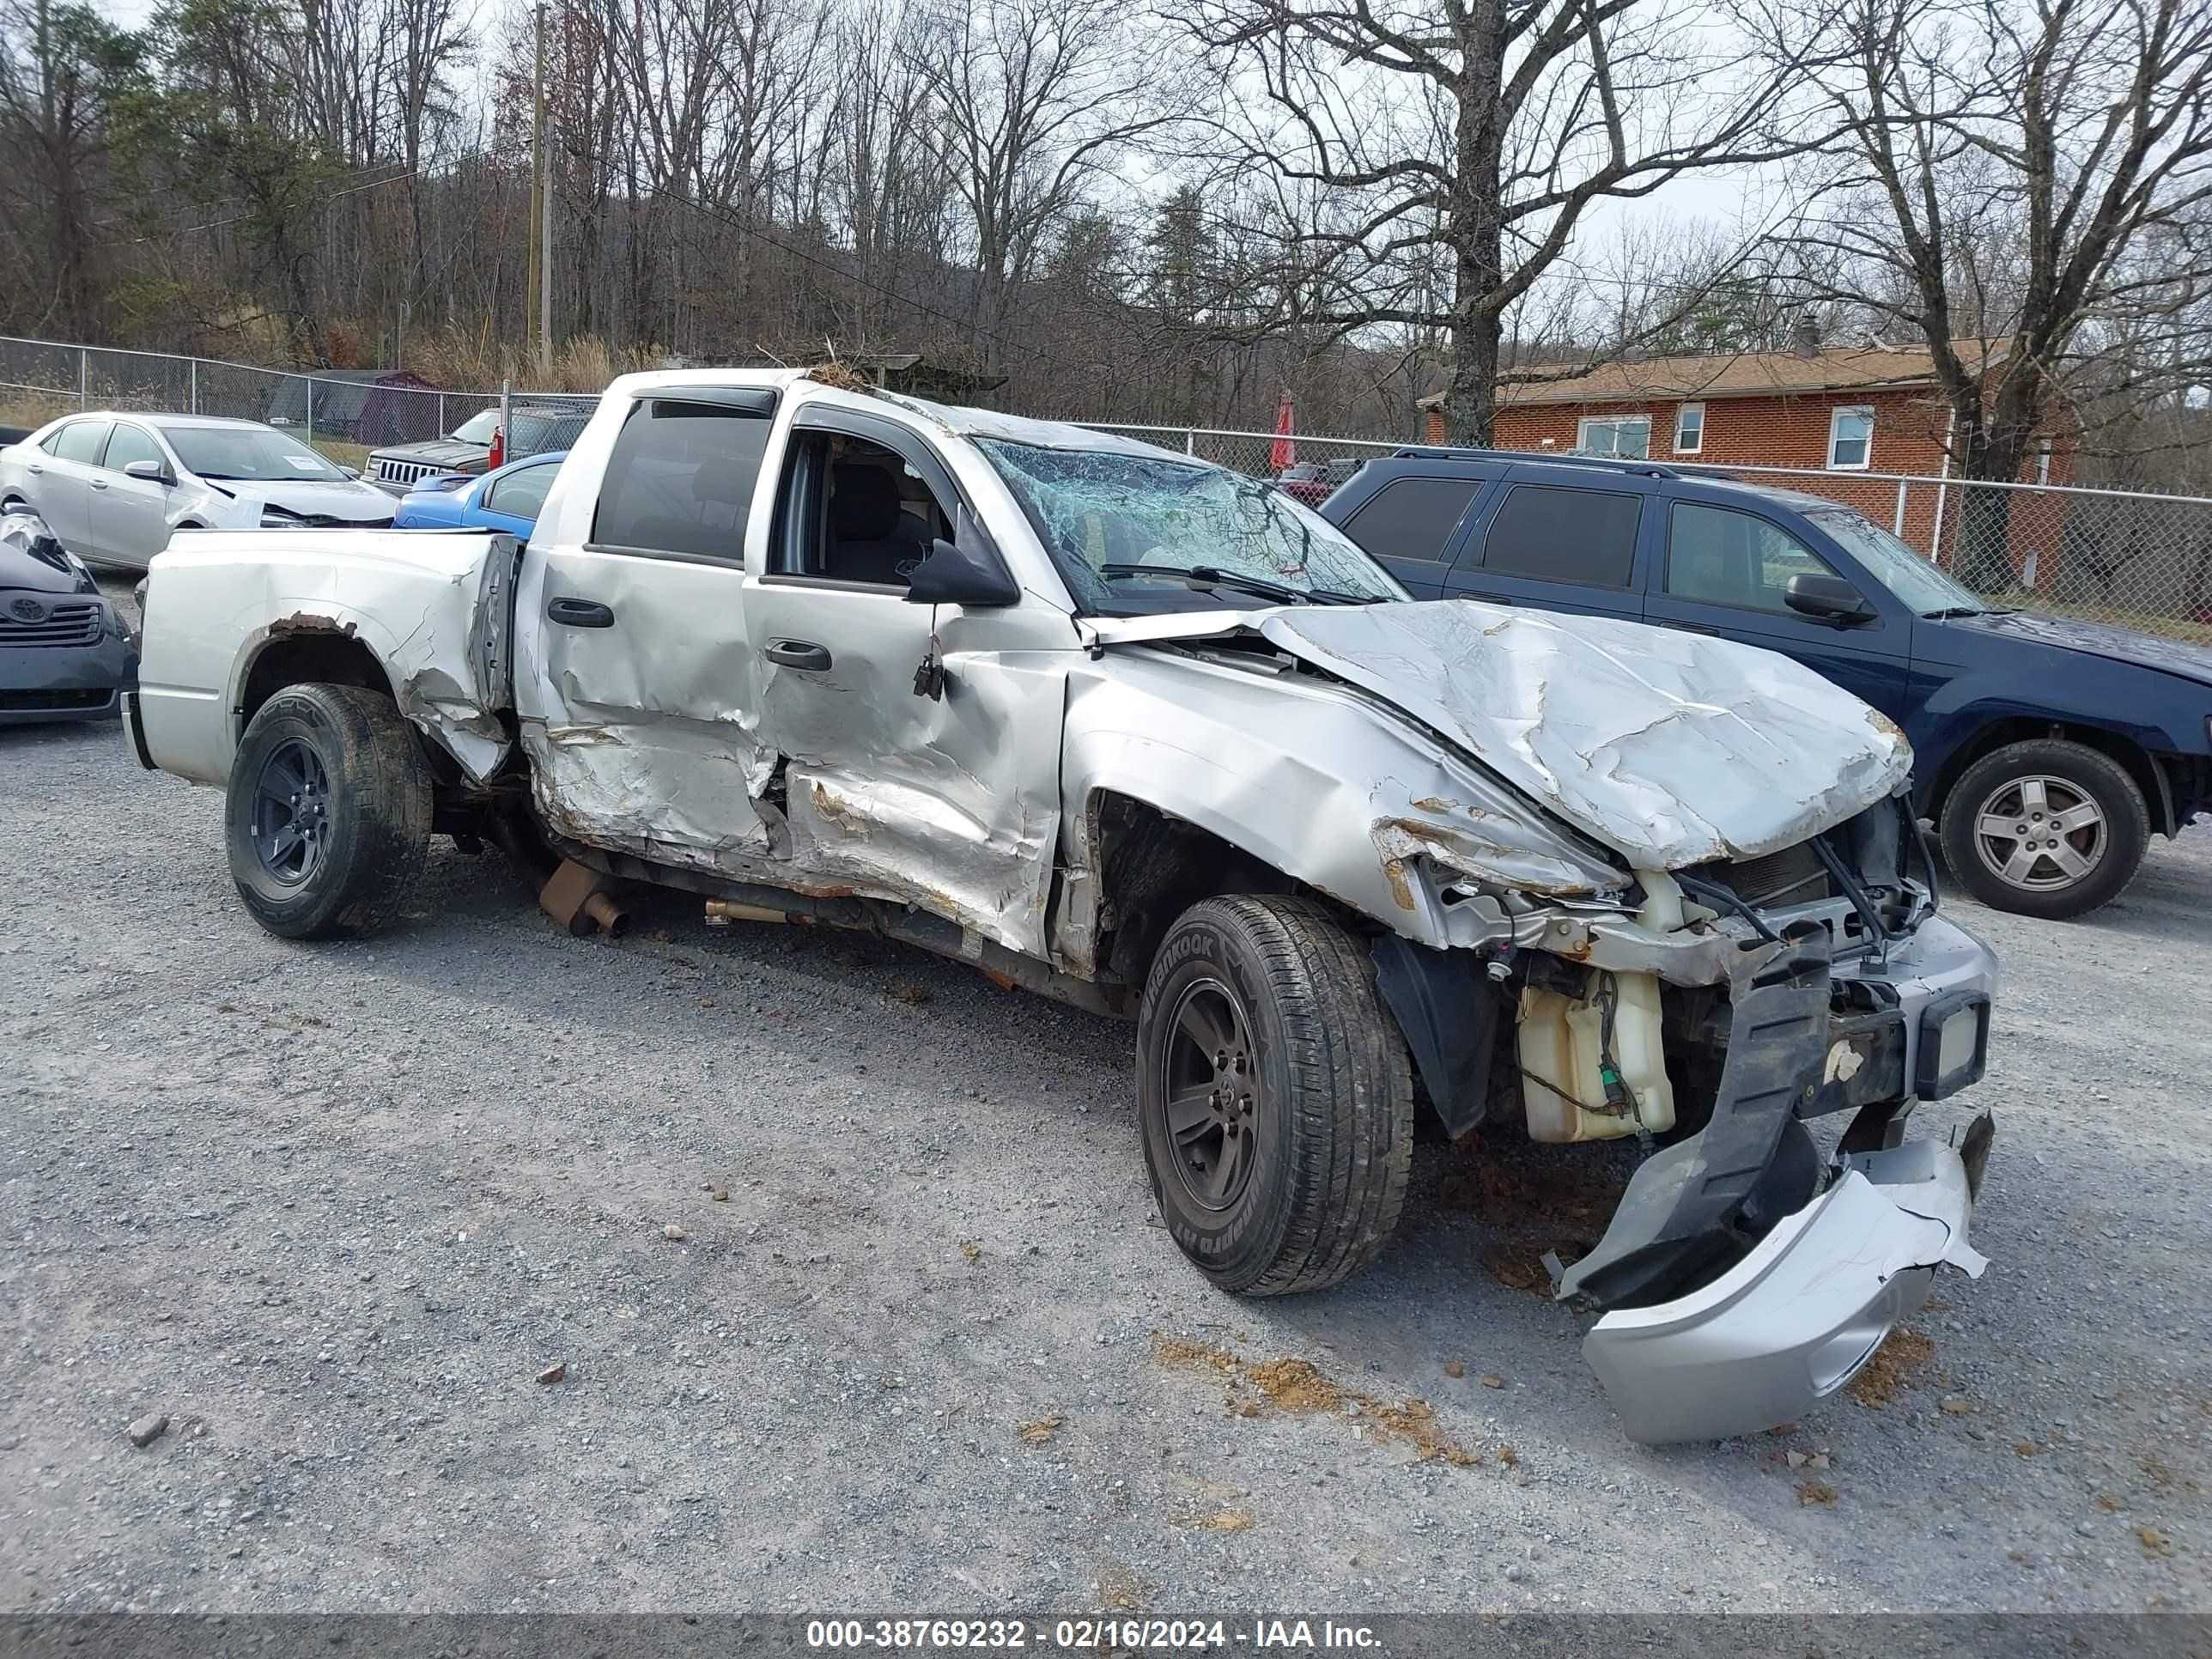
1136;895;1413;1296
225;683;432;939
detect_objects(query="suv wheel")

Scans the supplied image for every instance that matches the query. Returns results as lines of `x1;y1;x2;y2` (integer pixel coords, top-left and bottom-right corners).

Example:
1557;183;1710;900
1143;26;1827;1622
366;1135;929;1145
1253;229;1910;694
225;683;433;938
1135;895;1413;1296
1939;738;2148;920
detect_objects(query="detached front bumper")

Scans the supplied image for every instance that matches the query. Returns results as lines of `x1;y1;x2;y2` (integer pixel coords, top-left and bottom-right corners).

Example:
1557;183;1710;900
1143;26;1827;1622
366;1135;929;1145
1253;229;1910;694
1559;911;1999;1443
1583;1133;1990;1443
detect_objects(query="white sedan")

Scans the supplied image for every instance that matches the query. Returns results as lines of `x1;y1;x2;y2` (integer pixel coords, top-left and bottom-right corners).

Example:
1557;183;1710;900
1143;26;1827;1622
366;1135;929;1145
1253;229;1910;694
0;412;396;571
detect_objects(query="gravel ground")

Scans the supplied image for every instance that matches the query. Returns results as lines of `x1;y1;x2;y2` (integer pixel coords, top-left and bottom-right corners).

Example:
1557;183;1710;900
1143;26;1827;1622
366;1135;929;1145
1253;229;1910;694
4;624;2209;1614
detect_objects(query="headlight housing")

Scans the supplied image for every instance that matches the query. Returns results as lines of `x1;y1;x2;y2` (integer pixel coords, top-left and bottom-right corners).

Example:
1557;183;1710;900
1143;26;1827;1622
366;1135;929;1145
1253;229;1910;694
259;503;304;528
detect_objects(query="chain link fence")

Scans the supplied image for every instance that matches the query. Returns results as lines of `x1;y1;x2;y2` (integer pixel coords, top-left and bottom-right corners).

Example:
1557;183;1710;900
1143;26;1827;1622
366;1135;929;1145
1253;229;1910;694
1092;422;2212;645
7;336;2210;642
0;337;593;481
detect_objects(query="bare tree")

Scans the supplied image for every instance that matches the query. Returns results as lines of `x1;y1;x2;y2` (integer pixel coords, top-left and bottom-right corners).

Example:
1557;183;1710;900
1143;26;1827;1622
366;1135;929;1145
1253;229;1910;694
1178;0;1826;444
0;0;140;339
905;0;1189;371
1750;0;2212;493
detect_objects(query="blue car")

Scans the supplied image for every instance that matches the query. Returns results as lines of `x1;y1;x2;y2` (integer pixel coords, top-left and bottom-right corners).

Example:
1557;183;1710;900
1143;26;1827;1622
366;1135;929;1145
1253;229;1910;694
1322;447;2212;920
390;450;564;544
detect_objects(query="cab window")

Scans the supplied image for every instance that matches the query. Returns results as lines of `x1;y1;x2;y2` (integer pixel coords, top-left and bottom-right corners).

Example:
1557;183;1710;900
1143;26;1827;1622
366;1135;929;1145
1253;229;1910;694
590;393;775;560
772;430;954;587
1665;502;1838;613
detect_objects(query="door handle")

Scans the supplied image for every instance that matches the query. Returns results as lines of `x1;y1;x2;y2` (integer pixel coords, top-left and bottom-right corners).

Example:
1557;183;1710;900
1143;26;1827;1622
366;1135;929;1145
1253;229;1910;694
1668;622;1720;635
90;479;109;491
547;596;615;628
26;464;42;476
765;639;832;672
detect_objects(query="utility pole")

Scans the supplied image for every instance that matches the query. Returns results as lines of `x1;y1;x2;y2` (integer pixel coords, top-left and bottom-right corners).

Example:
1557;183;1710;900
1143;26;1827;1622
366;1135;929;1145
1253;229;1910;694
537;1;553;374
529;0;550;374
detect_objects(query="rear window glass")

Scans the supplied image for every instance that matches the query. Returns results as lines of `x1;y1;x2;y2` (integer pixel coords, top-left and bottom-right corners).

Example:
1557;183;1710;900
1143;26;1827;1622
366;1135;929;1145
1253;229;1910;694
592;398;775;559
1340;477;1480;564
1480;484;1642;587
52;421;112;465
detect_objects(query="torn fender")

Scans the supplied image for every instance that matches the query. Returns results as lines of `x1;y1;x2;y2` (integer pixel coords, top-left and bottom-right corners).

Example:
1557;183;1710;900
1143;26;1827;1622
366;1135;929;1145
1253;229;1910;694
239;531;520;782
1060;642;1630;955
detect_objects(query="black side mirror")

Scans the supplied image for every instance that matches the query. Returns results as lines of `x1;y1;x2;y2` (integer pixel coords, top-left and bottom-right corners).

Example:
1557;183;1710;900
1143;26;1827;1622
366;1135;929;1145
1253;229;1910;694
904;506;1020;608
1784;572;1877;627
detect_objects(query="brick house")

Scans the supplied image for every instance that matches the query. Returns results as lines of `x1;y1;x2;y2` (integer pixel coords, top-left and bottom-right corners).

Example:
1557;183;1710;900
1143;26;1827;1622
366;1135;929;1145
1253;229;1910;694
1416;341;2075;573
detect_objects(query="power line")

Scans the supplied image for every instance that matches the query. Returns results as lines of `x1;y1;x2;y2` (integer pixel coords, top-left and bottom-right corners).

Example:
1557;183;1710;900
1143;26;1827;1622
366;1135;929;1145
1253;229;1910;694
103;167;421;246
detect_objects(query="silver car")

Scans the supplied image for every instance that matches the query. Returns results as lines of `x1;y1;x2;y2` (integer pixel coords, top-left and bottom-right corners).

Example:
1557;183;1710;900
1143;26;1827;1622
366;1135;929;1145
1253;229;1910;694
0;413;396;571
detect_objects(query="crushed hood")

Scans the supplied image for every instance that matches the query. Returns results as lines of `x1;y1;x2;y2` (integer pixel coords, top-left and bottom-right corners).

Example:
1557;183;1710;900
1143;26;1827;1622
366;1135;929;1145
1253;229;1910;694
1085;599;1911;867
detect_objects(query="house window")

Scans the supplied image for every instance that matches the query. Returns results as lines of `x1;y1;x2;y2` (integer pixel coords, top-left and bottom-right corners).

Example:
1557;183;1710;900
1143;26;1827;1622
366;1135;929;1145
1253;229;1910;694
1576;416;1650;458
1674;403;1705;453
1827;405;1875;470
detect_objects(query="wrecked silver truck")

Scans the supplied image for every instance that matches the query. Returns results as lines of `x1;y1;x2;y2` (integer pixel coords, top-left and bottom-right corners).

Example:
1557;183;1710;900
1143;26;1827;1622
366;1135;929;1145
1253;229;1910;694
125;369;1996;1443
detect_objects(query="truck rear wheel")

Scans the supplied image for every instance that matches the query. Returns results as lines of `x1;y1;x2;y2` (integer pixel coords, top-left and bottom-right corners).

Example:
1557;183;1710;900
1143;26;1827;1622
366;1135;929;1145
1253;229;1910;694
1938;738;2148;920
1136;895;1413;1296
225;683;432;939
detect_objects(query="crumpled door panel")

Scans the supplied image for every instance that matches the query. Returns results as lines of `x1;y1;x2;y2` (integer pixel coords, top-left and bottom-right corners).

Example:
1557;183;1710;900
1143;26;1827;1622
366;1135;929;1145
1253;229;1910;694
516;546;776;867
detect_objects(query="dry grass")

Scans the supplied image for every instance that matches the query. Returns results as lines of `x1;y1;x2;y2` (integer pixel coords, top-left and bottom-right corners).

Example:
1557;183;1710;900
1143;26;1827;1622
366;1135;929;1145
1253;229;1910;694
1847;1328;1935;1408
1797;1480;1839;1507
1183;1508;1253;1534
0;392;77;431
1015;1414;1062;1446
1152;1335;1480;1468
404;326;668;394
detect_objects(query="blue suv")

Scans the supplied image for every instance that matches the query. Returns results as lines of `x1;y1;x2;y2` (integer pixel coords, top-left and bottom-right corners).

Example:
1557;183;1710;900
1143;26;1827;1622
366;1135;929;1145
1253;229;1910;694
1321;447;2212;919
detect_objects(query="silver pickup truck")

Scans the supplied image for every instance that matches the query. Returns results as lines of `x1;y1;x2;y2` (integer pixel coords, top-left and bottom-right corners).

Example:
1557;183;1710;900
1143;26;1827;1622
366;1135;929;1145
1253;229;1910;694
125;369;1997;1443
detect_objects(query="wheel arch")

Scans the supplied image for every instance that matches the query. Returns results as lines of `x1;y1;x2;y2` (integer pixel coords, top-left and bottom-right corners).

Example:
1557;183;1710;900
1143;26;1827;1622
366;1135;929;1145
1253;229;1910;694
1085;788;1364;989
238;629;397;734
1923;717;2173;837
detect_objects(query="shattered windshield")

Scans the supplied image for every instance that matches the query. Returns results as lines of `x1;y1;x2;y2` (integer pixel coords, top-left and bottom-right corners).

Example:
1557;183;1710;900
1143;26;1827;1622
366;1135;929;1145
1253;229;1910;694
1809;510;1989;616
975;441;1407;614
